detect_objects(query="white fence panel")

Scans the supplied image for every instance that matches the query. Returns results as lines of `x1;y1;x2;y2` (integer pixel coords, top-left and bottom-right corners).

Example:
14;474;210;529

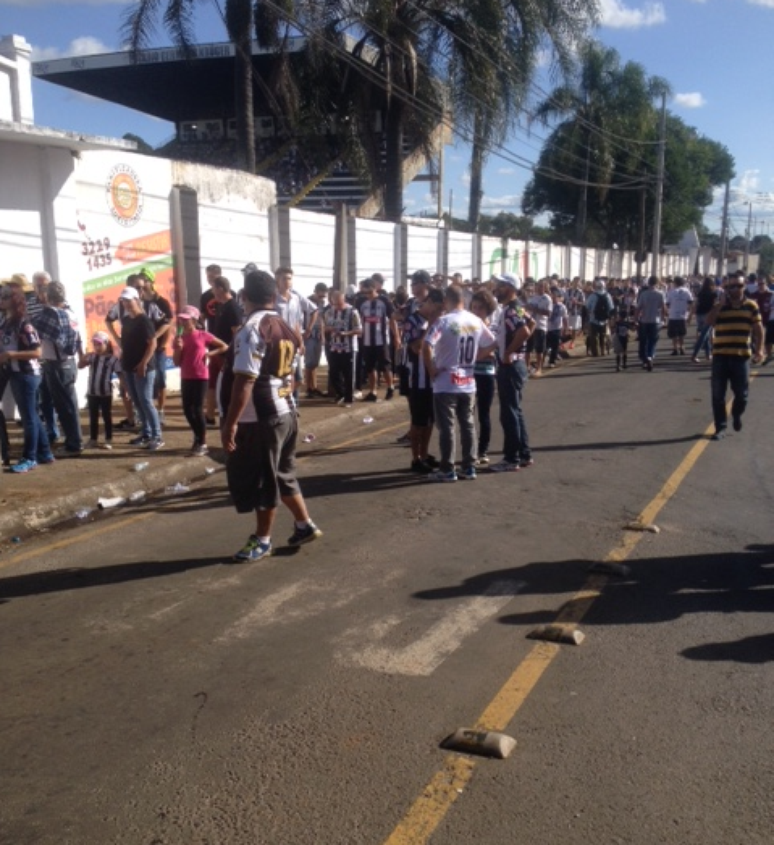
198;204;270;287
289;208;336;297
481;236;504;279
529;242;548;279
448;231;473;278
506;239;527;278
407;225;439;277
354;218;396;288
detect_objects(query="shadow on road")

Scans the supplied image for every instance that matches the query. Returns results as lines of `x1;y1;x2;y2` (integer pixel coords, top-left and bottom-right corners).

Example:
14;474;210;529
681;633;774;664
413;544;774;661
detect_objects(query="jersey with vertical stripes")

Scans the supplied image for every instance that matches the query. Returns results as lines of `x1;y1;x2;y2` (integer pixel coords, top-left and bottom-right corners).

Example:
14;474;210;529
84;352;119;397
712;299;761;358
403;311;430;390
359;297;394;347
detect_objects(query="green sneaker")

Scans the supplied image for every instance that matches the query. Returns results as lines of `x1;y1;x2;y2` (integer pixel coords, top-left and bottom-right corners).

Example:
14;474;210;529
233;535;272;561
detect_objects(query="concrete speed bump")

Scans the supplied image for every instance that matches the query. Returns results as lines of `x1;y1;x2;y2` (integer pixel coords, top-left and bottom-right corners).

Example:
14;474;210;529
441;728;517;760
624;521;660;534
527;623;585;645
589;561;632;578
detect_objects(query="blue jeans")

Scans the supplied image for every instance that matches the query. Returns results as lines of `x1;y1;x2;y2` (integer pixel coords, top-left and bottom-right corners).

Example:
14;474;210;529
711;356;749;432
124;369;160;439
433;392;476;472
691;314;713;359
638;323;660;362
10;371;52;463
39;376;59;441
474;373;495;455
497;360;530;464
42;358;82;452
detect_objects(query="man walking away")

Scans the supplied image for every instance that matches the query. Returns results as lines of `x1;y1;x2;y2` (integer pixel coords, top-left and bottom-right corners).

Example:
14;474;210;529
636;276;667;371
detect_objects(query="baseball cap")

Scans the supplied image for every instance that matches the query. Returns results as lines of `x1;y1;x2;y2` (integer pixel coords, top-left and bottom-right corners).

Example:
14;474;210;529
92;331;110;345
410;270;432;286
138;267;155;283
242;262;258;276
177;305;200;321
119;286;140;301
492;272;522;290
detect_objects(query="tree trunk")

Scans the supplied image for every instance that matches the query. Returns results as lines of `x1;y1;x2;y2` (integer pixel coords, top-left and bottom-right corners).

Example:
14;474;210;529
468;112;484;232
235;35;256;174
384;99;404;222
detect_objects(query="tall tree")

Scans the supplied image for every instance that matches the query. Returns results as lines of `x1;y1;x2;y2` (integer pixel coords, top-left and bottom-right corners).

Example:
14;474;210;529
304;0;521;223
463;0;598;231
122;0;296;174
527;41;666;245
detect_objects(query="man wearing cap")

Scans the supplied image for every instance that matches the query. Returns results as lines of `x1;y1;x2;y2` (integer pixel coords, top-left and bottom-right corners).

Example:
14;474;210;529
705;274;764;440
404;287;444;472
221;269;322;561
491;273;534;472
118;287;163;450
33;281;84;457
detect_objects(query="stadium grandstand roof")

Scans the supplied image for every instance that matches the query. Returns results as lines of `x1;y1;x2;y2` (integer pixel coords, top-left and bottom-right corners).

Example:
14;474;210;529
32;38;310;123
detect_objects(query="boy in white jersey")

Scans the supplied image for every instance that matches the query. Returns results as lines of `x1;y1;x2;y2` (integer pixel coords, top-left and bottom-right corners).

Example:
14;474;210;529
422;286;495;482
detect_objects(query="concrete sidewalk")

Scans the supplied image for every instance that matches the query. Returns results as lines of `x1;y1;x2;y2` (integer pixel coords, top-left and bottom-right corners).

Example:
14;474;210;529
0;383;407;545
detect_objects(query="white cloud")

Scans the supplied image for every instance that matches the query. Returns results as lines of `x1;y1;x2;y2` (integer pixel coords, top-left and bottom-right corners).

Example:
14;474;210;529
481;194;523;210
32;36;114;61
497;168;516;176
673;92;706;109
599;0;666;29
748;0;774;7
460;171;471;187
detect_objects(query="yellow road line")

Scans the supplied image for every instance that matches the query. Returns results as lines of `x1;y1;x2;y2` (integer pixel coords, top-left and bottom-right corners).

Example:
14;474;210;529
0;417;407;570
381;413;726;845
1;512;154;568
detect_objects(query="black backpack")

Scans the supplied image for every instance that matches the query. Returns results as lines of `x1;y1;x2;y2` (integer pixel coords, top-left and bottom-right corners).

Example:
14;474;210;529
593;293;612;322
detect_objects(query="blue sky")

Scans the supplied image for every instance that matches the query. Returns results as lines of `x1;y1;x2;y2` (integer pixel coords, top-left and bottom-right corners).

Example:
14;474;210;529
3;0;774;238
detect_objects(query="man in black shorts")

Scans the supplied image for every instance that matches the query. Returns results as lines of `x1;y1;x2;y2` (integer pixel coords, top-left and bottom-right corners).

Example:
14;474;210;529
221;269;322;562
403;288;444;471
359;278;398;401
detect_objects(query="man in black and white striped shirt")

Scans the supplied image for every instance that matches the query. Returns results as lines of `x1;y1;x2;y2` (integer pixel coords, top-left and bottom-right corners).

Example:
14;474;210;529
359;279;398;402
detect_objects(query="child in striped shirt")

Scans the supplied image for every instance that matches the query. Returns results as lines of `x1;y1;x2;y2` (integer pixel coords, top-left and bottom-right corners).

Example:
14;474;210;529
78;331;119;449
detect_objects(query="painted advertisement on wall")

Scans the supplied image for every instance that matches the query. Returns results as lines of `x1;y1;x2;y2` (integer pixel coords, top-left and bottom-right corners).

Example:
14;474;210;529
75;152;177;352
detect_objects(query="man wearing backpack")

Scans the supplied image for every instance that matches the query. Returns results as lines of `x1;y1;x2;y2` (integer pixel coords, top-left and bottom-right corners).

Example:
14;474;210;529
33;280;84;457
585;279;614;358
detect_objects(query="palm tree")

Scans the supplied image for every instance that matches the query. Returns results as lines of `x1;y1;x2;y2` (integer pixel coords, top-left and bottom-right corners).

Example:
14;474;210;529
529;41;668;245
463;0;598;231
303;0;526;223
122;0;296;174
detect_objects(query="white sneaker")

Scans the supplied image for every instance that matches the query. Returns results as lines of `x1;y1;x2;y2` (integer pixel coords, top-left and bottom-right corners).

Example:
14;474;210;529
99;441;113;451
353;391;363;400
490;460;520;473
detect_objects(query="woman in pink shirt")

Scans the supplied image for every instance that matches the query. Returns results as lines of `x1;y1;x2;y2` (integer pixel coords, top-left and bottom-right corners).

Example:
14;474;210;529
172;306;228;456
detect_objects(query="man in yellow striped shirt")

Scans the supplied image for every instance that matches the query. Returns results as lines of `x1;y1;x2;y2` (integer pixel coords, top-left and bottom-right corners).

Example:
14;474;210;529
706;272;764;440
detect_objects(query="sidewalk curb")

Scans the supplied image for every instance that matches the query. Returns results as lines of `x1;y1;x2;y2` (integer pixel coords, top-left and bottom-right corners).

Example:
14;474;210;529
0;398;408;545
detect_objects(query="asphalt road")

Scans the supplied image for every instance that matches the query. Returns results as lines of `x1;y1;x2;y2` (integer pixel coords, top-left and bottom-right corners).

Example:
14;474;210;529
2;347;773;845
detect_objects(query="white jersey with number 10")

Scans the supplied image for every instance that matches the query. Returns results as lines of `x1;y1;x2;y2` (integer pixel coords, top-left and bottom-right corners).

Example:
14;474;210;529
425;310;495;394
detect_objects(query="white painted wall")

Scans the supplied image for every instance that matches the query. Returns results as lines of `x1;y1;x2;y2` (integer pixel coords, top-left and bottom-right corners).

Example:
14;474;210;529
288;207;336;297
354;218;395;287
447;231;472;278
407;226;439;276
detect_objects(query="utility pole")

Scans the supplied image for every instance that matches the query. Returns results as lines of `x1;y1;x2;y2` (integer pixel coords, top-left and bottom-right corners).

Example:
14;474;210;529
744;201;753;270
717;180;730;278
650;92;667;278
637;184;647;280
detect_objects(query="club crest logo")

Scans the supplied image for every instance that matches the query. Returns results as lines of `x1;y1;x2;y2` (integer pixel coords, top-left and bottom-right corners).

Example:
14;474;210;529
106;164;143;227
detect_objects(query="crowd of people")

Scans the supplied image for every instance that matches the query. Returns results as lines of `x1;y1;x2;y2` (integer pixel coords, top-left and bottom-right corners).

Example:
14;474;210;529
0;261;767;554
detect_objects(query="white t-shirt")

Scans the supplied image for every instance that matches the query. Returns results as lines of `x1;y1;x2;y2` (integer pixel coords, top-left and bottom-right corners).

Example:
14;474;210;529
424;309;495;394
666;287;693;321
528;293;552;331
